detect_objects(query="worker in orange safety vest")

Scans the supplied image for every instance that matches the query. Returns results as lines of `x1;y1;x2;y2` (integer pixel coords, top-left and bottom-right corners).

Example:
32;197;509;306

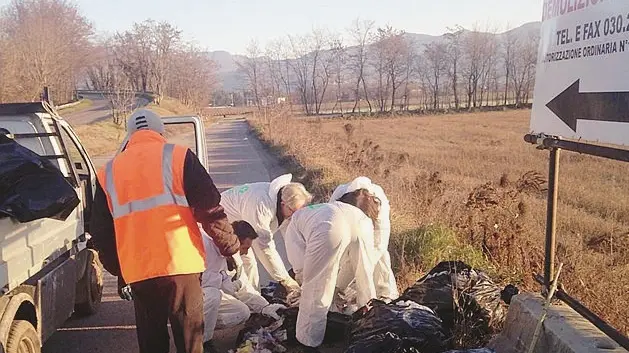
90;109;240;353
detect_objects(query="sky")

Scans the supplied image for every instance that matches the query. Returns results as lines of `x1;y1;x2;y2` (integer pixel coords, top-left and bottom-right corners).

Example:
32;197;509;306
6;0;544;54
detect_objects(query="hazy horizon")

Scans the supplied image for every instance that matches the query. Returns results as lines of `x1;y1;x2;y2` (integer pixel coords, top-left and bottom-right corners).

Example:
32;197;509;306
0;0;544;54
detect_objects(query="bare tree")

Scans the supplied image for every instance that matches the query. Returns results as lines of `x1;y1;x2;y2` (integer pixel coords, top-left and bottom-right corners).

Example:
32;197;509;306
347;18;374;113
511;32;539;107
86;40;115;91
151;22;181;104
371;30;390;113
0;0;93;103
288;33;312;115
501;26;518;105
310;29;335;115
236;39;264;109
330;38;346;114
445;26;464;109
110;74;136;126
168;43;218;111
462;23;497;109
265;39;293;109
371;26;410;113
423;42;448;110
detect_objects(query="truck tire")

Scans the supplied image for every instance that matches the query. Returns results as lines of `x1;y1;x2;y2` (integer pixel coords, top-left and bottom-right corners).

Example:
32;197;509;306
74;249;103;316
6;320;40;353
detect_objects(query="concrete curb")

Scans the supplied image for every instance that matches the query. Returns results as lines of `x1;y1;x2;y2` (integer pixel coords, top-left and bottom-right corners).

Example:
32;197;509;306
56;100;82;110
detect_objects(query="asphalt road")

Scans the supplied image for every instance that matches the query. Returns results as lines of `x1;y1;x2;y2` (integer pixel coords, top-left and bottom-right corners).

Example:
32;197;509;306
63;93;150;126
42;117;289;353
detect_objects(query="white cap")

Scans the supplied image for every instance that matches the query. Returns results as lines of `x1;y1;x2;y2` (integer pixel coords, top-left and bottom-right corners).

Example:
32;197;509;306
127;109;165;135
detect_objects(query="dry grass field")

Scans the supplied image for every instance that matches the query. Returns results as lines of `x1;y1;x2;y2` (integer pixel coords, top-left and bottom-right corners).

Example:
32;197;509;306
249;108;629;336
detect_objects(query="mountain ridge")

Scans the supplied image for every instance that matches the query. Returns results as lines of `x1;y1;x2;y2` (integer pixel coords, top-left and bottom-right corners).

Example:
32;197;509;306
209;21;542;91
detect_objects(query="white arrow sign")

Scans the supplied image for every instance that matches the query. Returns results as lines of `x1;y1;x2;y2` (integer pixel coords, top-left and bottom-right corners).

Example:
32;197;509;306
530;0;629;147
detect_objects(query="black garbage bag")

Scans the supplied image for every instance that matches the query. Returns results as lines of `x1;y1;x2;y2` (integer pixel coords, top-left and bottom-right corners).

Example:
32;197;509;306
0;135;79;222
397;261;507;346
281;307;353;346
260;281;289;305
345;300;447;353
345;332;422;353
443;349;496;353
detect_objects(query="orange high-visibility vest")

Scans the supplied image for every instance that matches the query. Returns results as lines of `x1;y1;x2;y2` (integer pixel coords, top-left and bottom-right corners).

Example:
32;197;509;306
97;130;205;284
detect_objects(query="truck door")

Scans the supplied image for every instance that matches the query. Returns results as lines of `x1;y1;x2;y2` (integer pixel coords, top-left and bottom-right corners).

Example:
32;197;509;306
117;116;208;170
162;116;208;170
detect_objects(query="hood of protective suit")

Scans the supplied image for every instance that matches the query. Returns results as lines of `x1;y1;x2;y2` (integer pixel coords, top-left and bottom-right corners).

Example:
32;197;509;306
268;173;292;205
347;176;375;194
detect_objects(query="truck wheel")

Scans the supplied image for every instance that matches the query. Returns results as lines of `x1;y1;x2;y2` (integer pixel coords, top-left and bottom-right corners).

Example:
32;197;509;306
74;249;103;316
6;320;40;353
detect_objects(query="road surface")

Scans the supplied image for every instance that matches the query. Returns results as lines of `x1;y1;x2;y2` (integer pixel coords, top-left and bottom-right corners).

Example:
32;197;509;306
63;93;150;126
42;117;288;353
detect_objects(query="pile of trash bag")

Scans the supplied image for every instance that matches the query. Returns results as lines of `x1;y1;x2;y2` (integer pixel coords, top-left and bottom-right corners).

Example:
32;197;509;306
240;262;512;352
345;300;447;353
397;261;509;346
0;134;79;223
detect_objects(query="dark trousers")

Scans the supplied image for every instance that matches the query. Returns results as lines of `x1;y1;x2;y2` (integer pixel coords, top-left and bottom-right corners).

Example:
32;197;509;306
131;273;204;353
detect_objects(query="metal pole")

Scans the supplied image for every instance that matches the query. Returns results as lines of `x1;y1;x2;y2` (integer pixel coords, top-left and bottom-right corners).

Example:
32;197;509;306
42;86;50;104
544;147;561;288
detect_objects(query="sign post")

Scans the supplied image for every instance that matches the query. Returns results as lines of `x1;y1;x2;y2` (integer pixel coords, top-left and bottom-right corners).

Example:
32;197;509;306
531;0;629;147
527;1;629;349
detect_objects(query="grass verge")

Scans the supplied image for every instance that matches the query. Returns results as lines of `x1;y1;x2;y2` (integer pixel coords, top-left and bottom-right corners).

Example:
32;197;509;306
57;99;93;115
247;107;629;336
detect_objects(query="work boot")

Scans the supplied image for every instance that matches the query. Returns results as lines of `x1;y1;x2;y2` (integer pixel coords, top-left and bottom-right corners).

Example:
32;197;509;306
203;340;218;353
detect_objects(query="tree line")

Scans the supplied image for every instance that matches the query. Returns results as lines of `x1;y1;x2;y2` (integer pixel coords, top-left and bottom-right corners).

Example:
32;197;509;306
0;0;217;122
235;19;540;115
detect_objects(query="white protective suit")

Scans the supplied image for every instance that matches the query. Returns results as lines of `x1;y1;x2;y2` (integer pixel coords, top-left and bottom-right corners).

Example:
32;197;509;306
284;202;378;348
220;174;293;291
329;177;399;301
201;234;270;342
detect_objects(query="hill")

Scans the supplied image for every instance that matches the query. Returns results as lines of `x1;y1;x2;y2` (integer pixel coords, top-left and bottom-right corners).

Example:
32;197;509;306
210;21;542;91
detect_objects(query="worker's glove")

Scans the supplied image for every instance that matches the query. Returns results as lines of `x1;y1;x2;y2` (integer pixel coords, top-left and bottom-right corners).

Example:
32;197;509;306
286;288;301;307
261;303;287;320
221;271;243;296
117;277;133;301
280;277;301;293
226;256;242;281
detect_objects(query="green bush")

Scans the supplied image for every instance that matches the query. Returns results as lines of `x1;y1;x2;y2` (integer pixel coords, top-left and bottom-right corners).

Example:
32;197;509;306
391;225;494;276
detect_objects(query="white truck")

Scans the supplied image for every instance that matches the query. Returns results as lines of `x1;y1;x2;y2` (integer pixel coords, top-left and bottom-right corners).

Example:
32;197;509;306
0;101;208;353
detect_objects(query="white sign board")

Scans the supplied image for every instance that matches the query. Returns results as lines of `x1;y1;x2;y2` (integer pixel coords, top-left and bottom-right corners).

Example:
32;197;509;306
531;0;629;147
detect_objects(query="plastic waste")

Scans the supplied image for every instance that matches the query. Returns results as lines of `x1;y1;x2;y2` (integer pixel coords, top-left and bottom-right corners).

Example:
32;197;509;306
260;282;289;305
231;314;288;353
443;350;496;353
398;261;508;346
0;135;79;222
345;300;447;353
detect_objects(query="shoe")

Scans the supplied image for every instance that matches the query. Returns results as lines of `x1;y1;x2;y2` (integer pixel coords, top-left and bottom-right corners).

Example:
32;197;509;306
203;340;218;353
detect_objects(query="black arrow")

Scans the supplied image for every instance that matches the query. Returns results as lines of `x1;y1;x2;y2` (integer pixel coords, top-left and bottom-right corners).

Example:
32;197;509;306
546;79;629;132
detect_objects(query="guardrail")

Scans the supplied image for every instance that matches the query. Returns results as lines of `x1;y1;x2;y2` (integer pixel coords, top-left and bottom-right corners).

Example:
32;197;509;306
524;133;629;351
75;89;155;95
